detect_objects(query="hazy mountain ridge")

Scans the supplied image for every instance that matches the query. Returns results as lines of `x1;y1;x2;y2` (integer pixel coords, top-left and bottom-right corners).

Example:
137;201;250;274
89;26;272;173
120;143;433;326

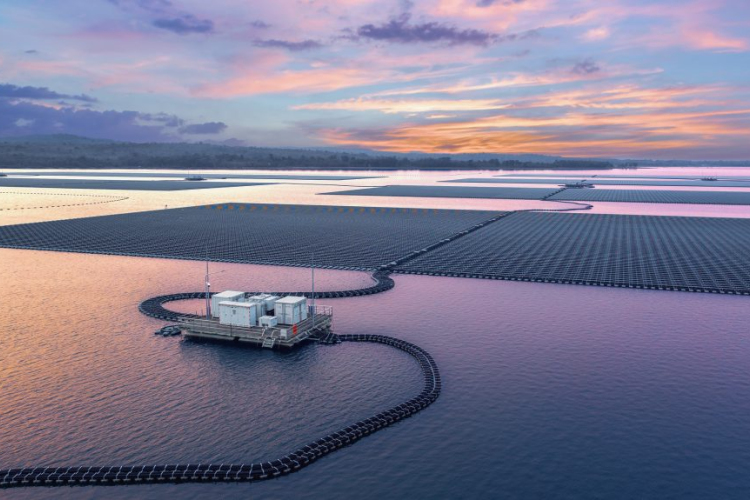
1;135;747;169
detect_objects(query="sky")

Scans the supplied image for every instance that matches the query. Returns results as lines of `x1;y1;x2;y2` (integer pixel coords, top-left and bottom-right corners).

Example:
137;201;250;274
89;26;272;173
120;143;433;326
0;0;748;159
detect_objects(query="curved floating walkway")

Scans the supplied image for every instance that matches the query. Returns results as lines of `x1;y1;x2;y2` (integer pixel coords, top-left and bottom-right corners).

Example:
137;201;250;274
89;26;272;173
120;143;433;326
138;270;395;322
0;191;129;211
0;333;439;488
1;272;440;489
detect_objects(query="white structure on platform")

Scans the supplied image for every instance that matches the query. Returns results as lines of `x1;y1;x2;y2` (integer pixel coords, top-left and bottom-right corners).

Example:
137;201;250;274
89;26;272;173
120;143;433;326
259;315;278;327
275;296;308;325
211;291;245;317
248;294;280;316
218;301;257;327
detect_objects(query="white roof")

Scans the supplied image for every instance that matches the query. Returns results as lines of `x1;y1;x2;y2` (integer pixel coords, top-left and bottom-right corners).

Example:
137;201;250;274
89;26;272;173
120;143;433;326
276;295;307;305
250;294;279;300
218;301;256;308
214;290;245;298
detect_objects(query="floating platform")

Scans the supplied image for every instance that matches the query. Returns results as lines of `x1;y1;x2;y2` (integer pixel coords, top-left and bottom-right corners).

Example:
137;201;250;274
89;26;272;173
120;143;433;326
180;307;333;349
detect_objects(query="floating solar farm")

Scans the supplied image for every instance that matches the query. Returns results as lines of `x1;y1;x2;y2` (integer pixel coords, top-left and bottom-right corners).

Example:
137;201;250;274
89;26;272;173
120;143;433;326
548;189;750;205
14;172;378;181
395;212;750;294
444;178;588;185
326;185;560;200
584;179;750;188
0;178;270;191
0;203;499;270
449;177;750;188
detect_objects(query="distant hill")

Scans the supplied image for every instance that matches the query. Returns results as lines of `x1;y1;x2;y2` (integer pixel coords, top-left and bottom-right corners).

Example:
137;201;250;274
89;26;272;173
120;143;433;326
0;135;619;171
0;134;117;145
1;134;747;169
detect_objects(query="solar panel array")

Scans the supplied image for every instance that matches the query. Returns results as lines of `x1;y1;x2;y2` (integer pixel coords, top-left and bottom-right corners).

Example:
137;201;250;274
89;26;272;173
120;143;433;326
0;178;270;191
452;178;750;188
14;172;377;181
0;203;499;270
587;179;750;188
326;185;559;200
548;189;750;205
445;178;588;185
396;212;750;294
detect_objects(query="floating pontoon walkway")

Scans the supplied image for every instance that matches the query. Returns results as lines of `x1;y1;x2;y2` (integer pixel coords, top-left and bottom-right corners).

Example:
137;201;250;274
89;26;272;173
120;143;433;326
0;329;440;488
0;178;272;191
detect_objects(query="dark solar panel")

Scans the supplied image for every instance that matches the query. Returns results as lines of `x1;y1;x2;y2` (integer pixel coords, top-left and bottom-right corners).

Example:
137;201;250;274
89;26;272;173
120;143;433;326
0;203;499;270
451;178;750;188
396;212;750;294
548;189;750;205
13;172;378;181
325;185;558;200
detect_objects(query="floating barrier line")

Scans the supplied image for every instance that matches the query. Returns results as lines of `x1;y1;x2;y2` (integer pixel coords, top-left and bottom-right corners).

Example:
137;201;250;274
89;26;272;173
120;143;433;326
2;269;443;489
0;330;440;489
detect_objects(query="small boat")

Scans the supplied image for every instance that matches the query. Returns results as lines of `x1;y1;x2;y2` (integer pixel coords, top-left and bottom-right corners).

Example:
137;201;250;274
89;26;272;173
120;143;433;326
156;325;182;336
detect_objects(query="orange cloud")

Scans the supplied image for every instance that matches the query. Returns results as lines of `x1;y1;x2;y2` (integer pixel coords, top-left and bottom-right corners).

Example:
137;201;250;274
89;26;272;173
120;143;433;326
319;108;750;157
370;66;663;97
294;97;509;114
687;28;748;51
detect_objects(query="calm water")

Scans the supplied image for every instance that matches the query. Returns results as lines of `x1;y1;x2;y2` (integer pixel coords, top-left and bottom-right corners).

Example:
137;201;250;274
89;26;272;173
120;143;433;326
2;168;750;499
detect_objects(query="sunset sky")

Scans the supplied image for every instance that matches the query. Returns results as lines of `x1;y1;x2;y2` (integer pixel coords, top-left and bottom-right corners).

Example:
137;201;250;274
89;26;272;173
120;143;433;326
0;0;748;159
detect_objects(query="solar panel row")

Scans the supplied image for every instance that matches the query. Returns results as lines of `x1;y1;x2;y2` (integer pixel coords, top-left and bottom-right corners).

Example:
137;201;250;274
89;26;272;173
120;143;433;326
396;212;750;294
0;203;499;270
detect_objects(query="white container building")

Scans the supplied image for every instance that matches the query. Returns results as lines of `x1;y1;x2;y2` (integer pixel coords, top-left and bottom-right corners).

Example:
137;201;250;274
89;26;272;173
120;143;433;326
259;315;278;327
211;290;245;317
218;301;257;327
248;294;280;316
275;296;308;325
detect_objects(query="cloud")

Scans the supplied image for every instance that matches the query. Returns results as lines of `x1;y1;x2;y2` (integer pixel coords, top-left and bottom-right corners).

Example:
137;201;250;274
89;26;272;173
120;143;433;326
0;83;97;103
250;20;271;29
253;39;322;51
294;97;509;114
178;121;228;134
317;107;750;158
356;13;499;46
0;99;174;141
582;26;610;41
24;49;39;54
107;0;215;35
0;92;226;142
571;58;600;75
475;0;525;7
107;0;173;11
153;14;214;34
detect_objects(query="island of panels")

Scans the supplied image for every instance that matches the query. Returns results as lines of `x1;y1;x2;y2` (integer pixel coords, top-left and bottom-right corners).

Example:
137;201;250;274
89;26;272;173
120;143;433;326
0;203;500;270
325;185;560;200
450;178;750;188
499;174;750;181
13;172;378;181
444;178;588;185
548;189;750;205
396;212;750;294
586;179;750;187
0;178;270;191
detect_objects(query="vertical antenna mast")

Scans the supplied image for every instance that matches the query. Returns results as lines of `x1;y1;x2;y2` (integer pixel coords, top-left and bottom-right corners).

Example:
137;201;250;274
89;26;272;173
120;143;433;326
205;246;211;319
311;252;316;329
